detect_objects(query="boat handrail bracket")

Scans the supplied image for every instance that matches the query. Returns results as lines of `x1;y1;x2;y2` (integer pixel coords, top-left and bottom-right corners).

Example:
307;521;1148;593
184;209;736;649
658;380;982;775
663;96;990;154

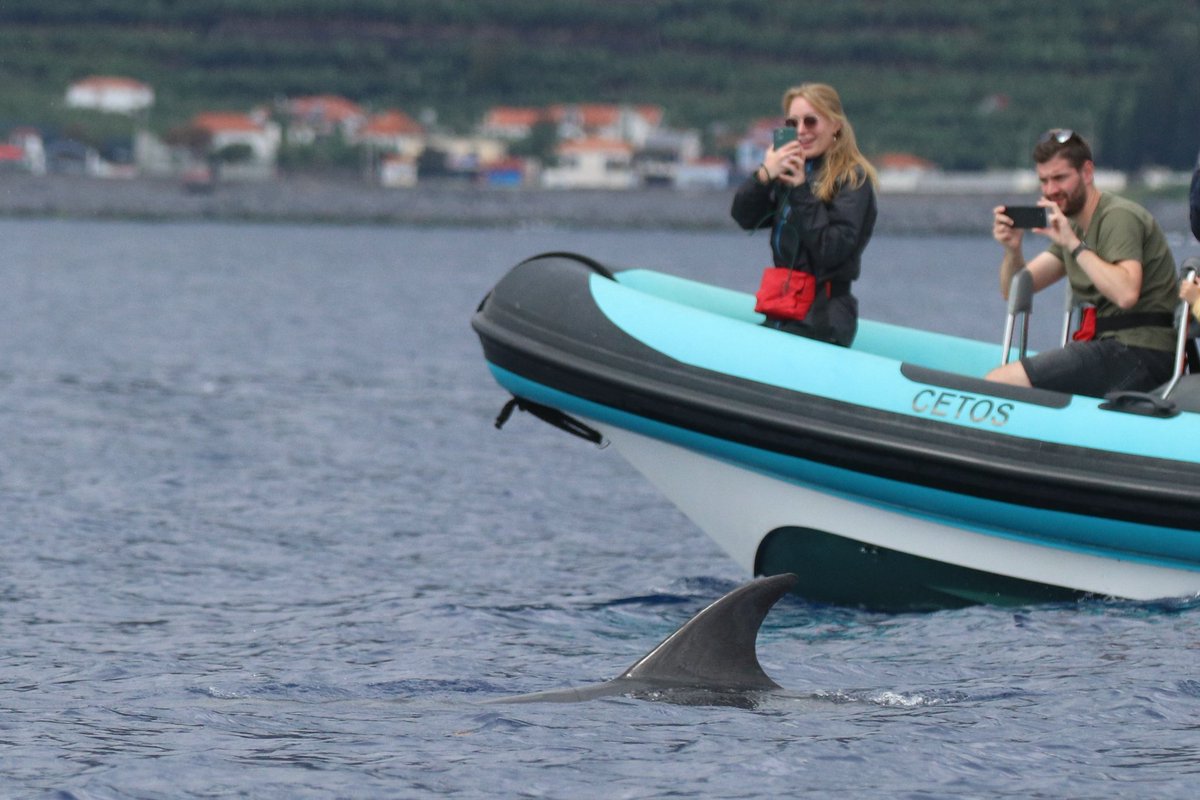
1099;390;1180;418
494;395;608;447
1000;269;1034;365
1162;258;1200;400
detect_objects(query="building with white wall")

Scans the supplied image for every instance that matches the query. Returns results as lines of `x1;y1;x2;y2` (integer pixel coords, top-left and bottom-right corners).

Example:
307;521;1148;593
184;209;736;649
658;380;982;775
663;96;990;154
65;76;154;114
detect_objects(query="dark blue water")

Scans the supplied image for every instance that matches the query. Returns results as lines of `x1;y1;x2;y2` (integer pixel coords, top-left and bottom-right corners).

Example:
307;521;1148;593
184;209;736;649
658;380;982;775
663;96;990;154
3;217;1200;798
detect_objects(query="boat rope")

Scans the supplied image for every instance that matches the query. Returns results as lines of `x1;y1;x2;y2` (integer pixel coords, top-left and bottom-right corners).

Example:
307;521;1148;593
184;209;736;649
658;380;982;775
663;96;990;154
494;395;607;447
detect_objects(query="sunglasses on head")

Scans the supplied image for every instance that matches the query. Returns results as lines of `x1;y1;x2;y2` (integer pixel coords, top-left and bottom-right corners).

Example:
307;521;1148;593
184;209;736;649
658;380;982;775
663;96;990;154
785;114;820;130
1038;128;1076;145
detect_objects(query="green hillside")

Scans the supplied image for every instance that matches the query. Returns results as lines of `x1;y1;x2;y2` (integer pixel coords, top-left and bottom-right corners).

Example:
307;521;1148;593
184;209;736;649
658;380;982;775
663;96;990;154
1;0;1197;170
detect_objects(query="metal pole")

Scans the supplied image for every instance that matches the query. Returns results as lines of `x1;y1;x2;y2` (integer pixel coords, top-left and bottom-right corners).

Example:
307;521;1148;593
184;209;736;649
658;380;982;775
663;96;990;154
1001;269;1034;365
1160;257;1200;400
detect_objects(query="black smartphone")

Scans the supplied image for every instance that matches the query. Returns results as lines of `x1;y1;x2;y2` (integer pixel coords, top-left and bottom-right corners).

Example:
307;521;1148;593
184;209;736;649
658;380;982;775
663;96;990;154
773;126;795;150
1004;205;1049;229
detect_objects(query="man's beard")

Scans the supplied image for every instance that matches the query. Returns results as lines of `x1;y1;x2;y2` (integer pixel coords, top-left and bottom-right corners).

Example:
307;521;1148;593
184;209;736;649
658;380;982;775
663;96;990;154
1060;181;1087;217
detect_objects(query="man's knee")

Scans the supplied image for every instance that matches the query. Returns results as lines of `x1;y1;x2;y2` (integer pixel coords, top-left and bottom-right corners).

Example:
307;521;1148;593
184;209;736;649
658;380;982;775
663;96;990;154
985;361;1032;387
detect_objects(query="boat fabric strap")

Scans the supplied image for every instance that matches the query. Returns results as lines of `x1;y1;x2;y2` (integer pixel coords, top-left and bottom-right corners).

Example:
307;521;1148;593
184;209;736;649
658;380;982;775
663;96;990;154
494;395;606;446
1072;307;1175;342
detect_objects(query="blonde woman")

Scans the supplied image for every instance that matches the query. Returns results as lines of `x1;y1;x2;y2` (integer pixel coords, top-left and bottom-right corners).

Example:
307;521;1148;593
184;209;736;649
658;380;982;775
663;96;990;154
731;83;878;346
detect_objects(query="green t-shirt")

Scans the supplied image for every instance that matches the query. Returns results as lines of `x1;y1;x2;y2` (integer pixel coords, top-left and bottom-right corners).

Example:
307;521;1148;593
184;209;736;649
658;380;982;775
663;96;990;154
1048;192;1178;352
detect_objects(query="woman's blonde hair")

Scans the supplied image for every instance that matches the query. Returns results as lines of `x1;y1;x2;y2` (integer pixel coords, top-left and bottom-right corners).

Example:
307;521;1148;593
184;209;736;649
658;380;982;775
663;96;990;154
782;83;877;203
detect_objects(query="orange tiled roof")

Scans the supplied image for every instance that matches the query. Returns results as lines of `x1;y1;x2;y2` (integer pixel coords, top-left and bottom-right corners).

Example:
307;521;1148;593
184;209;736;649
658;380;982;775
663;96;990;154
547;104;662;128
288;95;365;122
547;104;610;127
484;107;546;127
632;105;664;127
192;112;264;133
361;110;424;136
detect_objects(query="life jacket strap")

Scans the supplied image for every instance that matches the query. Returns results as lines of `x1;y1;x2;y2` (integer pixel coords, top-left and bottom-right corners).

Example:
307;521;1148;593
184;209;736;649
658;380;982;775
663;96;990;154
1073;307;1174;342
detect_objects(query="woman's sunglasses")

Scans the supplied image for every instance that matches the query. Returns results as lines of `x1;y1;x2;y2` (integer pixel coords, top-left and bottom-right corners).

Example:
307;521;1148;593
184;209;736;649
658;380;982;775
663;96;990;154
785;114;821;130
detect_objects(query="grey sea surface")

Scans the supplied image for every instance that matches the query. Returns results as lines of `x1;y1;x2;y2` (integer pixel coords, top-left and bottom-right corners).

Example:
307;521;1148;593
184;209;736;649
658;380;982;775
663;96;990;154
2;216;1200;798
0;172;1192;236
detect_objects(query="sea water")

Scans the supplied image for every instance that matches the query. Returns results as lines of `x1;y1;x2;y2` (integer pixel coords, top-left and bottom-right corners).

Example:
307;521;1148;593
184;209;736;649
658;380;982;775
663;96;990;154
2;216;1200;798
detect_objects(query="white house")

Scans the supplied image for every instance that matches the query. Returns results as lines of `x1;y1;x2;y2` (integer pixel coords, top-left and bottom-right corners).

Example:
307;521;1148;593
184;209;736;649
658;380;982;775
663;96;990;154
547;104;663;149
479;106;546;140
190;112;281;179
379;154;418;188
65;76;154;114
282;95;366;144
541;138;637;189
354;110;426;158
8;128;46;175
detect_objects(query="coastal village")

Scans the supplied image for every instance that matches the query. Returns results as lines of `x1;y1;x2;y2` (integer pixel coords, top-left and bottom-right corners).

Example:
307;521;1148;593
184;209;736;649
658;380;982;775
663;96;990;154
1;75;1187;196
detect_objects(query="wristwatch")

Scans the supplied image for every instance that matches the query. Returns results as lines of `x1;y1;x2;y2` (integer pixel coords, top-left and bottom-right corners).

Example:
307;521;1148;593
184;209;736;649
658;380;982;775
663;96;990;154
1070;241;1090;258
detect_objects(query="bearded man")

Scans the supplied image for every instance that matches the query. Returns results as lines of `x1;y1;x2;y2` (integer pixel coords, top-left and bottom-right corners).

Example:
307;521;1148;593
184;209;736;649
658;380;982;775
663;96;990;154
986;129;1178;398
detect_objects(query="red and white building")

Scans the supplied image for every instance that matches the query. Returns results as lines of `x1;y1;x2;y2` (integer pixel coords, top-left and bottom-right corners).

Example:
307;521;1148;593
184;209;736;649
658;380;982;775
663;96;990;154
189;111;281;178
354;110;426;158
546;103;663;149
282;95;366;143
541;137;636;189
5;128;46;174
479;107;546;141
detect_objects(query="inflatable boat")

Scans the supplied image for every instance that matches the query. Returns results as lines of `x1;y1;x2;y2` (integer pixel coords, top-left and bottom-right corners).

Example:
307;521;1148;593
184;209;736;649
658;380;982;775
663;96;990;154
472;252;1200;610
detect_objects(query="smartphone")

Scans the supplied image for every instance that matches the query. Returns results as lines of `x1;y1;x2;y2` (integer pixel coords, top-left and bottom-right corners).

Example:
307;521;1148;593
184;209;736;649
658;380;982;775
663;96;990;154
773;126;795;150
1004;205;1049;229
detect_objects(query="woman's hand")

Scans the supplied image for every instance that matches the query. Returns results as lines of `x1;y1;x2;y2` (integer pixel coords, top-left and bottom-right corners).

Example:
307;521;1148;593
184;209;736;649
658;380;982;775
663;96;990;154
763;140;804;186
773;140;806;187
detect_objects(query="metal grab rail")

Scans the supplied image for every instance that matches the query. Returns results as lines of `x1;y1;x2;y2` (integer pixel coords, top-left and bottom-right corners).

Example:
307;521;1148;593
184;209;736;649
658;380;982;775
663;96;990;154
1160;257;1200;400
1000;259;1200;402
1000;269;1033;365
1060;286;1081;347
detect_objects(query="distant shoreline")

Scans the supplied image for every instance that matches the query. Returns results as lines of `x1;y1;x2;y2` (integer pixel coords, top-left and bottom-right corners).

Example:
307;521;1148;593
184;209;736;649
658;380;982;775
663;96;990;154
0;173;1192;236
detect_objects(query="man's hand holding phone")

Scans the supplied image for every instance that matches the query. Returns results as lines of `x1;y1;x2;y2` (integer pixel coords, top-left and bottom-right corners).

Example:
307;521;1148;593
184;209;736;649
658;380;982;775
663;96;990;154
994;202;1058;251
1002;205;1049;229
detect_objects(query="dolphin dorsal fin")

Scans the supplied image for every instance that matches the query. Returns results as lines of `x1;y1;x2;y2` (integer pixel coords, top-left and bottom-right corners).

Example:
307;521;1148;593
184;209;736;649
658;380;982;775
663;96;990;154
620;573;797;691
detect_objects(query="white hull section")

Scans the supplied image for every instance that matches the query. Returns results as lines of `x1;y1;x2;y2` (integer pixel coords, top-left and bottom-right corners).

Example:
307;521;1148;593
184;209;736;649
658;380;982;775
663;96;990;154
597;423;1200;602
